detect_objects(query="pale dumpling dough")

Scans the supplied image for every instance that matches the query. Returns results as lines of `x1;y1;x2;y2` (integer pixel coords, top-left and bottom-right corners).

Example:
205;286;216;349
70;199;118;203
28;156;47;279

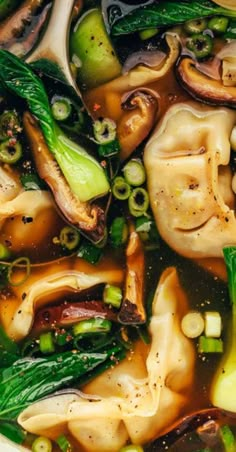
144;102;236;258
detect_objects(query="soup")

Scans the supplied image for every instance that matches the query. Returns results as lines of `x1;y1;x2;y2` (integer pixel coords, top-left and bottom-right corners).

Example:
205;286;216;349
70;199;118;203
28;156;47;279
0;1;236;451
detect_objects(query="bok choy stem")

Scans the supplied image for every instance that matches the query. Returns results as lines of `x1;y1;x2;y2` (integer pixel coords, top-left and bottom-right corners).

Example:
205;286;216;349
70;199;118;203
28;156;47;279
0;50;110;203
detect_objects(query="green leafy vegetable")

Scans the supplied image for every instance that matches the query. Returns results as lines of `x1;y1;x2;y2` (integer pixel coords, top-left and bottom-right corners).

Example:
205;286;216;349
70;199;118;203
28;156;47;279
0;348;122;420
0;421;26;445
211;247;236;412
110;0;236;36
0;50;109;203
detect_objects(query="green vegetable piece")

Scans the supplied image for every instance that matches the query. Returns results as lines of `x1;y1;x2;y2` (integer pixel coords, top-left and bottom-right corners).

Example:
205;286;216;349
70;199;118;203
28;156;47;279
0;110;20;140
208;16;229;34
0;139;22;164
224;20;236;39
0;325;19;356
98;138;120;158
32;436;52;452
111;0;236;36
0;421;26;445
211;246;236;412
73;318;112;336
186;33;213;59
0;0;18;21
184;18;208;34
51;98;72;121
123;159;146;187
77;240;103;264
59;226;80;251
128;188;149;217
0;348;120;419
0;50;110;203
20;173;45;191
56;434;73;452
112;177;131;201
219;425;236;452
93;117;117;144
39;332;55;355
119;445;144;452
198;336;223;353
70;8;122;89
139;28;159;40
103;284;122;309
110;217;128;247
0;243;10;259
7;257;31;287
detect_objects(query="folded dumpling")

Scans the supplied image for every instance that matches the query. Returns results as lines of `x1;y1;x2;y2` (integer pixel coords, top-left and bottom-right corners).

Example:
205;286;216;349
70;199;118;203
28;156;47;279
144;102;236;258
18;267;195;451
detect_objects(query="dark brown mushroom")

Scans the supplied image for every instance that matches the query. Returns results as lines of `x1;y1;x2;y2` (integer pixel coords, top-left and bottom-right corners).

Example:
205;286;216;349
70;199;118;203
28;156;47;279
176;57;236;107
117;89;158;161
146;408;228;451
0;0;47;48
32;300;117;334
23;111;105;242
118;223;146;324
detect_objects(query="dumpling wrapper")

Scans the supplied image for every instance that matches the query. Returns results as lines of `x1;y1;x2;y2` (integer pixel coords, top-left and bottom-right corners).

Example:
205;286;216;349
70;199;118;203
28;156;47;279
0;256;124;341
144;102;236;258
18;267;195;452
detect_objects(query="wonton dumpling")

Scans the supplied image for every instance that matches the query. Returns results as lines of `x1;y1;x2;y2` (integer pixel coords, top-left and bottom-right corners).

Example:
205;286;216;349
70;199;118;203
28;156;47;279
0;256;124;341
144;102;236;258
18;267;195;451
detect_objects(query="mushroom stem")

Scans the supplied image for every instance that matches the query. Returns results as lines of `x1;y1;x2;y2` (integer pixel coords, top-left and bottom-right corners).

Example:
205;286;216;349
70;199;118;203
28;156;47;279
23;111;105;242
118;223;146;324
117;90;158;161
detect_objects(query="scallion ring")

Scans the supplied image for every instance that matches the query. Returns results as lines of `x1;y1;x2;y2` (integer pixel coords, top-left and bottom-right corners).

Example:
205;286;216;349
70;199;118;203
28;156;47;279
128;188;149;217
123;159;146;187
51;98;72;121
7;257;31;287
112;176;131;200
32;436;52;452
0;139;22;164
59;226;80;250
93;117;117;144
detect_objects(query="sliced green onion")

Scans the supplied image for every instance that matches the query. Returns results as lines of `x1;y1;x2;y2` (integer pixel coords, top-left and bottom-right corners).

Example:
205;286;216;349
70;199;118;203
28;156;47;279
55;331;70;346
32;436;52;452
7;257;31;286
128;188;149;217
0;110;21;140
93;117;117;144
20;173;45;191
219;425;236;452
123;159;146;187
98;138;120;158
103;284;122;309
51;98;72;121
139;28;158;40
184;18;208;35
77;241;103;264
119;445;144;452
0;138;22;164
204;311;222;338
112;176;131;200
208;17;229;35
59;226;80;251
73;318;112;336
39;332;55;354
110;217;128;247
0;243;11;259
186;33;213;59
198;336;223;353
56;434;73;452
181;311;205;339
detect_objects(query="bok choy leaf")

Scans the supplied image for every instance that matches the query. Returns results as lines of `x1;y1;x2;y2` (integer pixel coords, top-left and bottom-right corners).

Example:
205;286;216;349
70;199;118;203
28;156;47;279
110;0;236;36
0;50;109;203
0;347;122;420
211;246;236;412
